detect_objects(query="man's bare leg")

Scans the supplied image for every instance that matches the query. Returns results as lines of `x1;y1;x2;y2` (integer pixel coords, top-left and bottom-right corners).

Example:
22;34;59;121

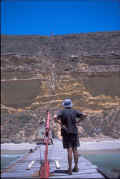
67;147;72;174
72;147;79;172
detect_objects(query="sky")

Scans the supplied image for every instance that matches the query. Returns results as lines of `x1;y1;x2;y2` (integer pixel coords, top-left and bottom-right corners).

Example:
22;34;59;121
1;0;120;35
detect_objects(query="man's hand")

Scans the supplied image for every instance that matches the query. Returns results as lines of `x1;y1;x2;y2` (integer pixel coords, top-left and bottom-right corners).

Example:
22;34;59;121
82;114;87;119
54;114;61;125
53;114;57;120
76;113;87;124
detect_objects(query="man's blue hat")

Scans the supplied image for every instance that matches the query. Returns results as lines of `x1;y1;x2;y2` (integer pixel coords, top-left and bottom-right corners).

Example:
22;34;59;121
62;99;72;108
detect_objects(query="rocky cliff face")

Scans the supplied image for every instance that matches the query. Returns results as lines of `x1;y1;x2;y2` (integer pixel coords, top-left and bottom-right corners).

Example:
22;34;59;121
1;31;120;143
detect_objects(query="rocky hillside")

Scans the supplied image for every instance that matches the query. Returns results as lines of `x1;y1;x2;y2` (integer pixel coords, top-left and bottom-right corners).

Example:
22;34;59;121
1;31;120;57
1;31;120;143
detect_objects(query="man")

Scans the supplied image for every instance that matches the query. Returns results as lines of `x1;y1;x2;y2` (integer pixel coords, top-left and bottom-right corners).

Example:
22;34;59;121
54;99;86;175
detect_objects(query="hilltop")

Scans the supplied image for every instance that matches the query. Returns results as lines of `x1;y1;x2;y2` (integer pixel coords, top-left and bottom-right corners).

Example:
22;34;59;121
1;31;120;57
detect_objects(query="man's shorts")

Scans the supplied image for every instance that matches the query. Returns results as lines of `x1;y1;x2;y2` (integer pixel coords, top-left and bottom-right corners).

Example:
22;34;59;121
62;133;80;149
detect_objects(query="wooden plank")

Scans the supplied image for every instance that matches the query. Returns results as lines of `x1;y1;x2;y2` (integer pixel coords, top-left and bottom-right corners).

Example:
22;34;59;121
50;173;104;178
50;168;98;175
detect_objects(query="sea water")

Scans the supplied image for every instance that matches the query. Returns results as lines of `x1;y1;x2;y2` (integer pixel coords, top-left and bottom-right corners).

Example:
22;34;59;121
82;151;120;171
1;154;24;170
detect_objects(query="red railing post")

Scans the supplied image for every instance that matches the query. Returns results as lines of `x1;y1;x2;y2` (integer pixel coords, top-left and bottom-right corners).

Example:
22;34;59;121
40;111;50;178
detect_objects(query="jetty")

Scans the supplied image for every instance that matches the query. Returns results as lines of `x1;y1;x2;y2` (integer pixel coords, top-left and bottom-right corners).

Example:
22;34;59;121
1;139;104;178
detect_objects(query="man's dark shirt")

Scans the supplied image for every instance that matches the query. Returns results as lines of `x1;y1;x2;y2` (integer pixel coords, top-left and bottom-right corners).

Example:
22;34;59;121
57;108;84;135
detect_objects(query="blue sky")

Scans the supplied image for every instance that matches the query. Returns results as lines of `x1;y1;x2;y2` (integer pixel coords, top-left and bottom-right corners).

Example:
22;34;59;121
1;0;120;35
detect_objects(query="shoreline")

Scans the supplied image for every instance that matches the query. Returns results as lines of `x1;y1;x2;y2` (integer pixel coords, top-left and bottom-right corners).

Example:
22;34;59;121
1;149;29;155
1;142;36;155
1;137;120;154
79;137;120;151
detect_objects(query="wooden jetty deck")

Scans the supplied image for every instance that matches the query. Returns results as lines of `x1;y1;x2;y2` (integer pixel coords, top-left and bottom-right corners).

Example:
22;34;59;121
1;139;105;178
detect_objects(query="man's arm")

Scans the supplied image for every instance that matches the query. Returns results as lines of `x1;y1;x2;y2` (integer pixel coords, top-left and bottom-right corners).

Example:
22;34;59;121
76;112;87;124
53;114;61;125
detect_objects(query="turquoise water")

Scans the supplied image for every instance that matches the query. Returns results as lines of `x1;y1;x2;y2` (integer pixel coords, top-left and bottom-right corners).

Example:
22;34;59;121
82;151;120;171
1;154;24;170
